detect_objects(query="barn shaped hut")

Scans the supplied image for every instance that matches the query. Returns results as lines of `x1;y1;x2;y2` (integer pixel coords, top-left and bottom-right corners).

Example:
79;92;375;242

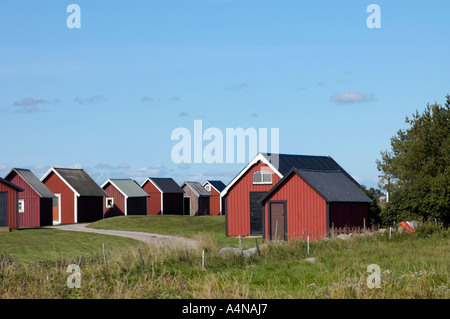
202;180;226;215
5;168;55;227
221;152;364;237
102;179;149;218
141;177;184;215
260;168;373;242
0;177;24;231
181;181;212;216
41;168;108;224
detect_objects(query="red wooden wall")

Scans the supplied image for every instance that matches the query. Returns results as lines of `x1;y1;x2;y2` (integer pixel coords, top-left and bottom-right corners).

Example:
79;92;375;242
263;173;328;242
42;172;75;224
6;172;41;228
142;181;161;215
208;186;221;216
225;161;281;237
0;181;20;230
103;183;126;217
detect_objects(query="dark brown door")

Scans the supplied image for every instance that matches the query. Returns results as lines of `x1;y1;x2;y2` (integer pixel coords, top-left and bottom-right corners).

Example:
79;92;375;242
270;202;286;241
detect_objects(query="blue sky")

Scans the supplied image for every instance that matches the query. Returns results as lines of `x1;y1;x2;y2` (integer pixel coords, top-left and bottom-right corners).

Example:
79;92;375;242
1;0;449;188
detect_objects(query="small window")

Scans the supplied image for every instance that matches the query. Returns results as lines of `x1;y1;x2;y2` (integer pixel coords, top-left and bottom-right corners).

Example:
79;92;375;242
253;171;272;184
18;199;25;213
106;197;114;208
205;184;211;191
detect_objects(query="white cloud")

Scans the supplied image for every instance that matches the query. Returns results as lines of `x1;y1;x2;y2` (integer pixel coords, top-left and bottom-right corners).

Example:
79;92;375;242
10;97;59;113
73;95;106;105
332;92;375;104
71;163;83;169
226;82;250;91
178;163;190;169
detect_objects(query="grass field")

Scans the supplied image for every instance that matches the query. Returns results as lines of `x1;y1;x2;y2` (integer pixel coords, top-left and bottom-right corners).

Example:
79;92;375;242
0;228;142;264
0;216;448;299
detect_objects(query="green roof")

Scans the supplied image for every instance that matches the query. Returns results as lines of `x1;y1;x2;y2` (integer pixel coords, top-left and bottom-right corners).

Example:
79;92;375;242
105;179;149;198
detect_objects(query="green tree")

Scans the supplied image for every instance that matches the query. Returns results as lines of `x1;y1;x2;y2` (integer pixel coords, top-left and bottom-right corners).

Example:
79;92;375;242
376;95;450;225
360;185;382;227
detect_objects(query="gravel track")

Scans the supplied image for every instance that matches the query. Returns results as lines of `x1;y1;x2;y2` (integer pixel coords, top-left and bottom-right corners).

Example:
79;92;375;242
47;223;199;249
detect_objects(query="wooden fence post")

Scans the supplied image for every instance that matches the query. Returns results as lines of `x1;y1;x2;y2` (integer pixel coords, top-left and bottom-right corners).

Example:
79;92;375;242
138;248;145;266
331;222;335;239
202;249;205;269
255;238;260;257
275;220;278;243
103;243;108;272
239;235;243;256
184;246;189;262
307;236;310;255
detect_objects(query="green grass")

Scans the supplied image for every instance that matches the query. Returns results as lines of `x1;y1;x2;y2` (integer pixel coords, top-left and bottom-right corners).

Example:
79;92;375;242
0;228;142;264
87;215;258;248
0;216;448;298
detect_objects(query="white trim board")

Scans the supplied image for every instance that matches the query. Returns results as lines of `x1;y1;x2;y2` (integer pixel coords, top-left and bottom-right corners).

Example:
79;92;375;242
220;153;283;197
41;167;81;197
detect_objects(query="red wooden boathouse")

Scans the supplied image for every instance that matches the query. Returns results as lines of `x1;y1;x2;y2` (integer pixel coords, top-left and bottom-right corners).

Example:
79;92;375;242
0;177;24;231
141;177;184;215
221;153;368;238
102;179;149;218
260;168;372;242
41;167;108;224
5;168;55;228
202;180;226;216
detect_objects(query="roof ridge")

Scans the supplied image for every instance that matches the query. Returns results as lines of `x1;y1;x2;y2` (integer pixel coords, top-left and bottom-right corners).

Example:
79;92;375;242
295;168;342;173
262;152;331;158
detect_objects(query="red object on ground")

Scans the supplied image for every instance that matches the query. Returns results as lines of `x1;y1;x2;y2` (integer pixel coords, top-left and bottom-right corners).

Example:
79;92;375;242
400;221;415;233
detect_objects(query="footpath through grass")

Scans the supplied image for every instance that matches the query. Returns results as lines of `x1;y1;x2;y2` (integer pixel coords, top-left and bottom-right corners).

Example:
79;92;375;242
87;215;257;248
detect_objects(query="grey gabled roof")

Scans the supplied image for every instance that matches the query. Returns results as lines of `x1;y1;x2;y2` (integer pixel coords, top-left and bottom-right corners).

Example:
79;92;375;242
204;180;226;193
182;181;212;197
0;177;24;192
261;153;359;185
105;179;149;198
261;168;372;204
5;168;55;198
144;177;184;194
53;168;108;197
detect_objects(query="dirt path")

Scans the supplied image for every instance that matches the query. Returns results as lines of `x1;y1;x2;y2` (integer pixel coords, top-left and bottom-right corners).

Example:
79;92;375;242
47;223;199;249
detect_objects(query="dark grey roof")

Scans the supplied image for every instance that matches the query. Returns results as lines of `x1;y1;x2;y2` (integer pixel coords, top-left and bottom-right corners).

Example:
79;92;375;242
261;153;359;185
5;168;55;198
105;179;149;198
182;181;212;197
54;168;108;197
145;177;184;194
0;177;24;192
204;180;226;193
261;168;372;203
